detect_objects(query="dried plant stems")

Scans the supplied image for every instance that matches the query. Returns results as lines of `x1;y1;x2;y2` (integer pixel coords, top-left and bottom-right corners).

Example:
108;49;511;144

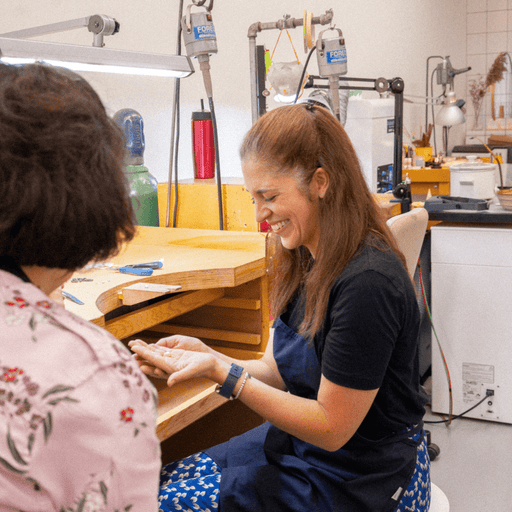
469;52;509;128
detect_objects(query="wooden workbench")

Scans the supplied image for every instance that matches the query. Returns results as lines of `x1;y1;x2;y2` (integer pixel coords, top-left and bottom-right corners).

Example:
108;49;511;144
65;226;269;441
65;192;399;445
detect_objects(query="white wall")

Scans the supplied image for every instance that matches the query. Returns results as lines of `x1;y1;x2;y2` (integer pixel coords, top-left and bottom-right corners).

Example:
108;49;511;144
466;0;512;142
0;0;468;183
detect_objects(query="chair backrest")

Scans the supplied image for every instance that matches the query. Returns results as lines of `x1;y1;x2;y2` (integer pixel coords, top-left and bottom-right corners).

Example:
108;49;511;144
386;208;429;278
429;482;450;511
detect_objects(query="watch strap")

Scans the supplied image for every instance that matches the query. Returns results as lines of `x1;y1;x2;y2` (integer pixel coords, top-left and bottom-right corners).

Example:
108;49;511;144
216;363;244;399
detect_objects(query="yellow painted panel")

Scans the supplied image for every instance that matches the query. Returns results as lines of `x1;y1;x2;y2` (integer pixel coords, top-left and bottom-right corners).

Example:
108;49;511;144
158;179;258;231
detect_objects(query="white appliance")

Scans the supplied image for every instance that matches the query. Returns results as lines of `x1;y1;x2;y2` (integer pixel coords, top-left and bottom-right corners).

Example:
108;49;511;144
431;224;512;424
344;97;395;193
449;161;498;200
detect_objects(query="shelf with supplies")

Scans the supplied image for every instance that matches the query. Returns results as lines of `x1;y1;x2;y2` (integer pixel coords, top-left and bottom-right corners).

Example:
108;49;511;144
65;226;270;442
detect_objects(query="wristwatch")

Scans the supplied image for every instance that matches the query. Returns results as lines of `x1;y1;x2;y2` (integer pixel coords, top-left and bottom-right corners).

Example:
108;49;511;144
216;363;244;399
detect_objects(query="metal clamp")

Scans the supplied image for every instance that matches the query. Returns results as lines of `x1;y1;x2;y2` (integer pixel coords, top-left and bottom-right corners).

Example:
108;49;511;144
87;14;119;47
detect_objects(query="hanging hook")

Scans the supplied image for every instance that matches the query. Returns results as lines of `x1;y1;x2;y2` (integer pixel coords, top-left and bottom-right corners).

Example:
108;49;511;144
279;13;291;31
191;0;214;11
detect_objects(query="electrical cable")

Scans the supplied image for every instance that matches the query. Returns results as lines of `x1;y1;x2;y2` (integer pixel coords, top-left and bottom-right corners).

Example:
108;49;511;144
168;0;185;228
430;67;439;156
424;393;491;424
197;55;223;230
294;45;317;103
172;79;181;228
208;94;223;230
417;258;454;424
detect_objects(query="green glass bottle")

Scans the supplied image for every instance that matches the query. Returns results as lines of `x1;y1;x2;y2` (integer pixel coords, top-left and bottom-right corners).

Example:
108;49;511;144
114;108;159;226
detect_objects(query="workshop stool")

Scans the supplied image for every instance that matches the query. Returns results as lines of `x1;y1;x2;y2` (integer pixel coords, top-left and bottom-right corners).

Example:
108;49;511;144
429;482;449;511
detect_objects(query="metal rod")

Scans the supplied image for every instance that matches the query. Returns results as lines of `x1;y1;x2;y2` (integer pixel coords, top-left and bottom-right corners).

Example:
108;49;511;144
391;78;404;191
166;0;185;227
0;17;90;39
308;74;376;83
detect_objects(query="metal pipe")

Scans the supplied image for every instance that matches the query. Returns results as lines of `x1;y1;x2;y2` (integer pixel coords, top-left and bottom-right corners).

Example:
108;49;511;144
249;36;259;123
248;10;334;124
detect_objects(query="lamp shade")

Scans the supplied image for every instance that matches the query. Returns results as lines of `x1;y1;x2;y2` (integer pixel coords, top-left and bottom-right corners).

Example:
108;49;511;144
436;91;465;126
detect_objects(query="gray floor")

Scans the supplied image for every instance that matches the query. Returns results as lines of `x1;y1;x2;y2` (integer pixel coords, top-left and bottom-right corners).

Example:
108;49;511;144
423;378;512;511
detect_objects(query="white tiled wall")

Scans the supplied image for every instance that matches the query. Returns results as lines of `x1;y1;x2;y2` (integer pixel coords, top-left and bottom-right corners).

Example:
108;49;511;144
466;0;512;141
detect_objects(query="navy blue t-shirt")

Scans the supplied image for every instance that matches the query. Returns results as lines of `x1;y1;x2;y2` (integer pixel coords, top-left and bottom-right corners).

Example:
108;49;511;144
283;243;427;439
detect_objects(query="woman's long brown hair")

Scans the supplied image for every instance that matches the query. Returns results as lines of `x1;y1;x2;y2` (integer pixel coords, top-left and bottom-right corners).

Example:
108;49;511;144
240;104;406;339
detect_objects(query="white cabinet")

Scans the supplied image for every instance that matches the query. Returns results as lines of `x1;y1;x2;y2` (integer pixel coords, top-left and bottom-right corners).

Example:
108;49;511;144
431;225;512;423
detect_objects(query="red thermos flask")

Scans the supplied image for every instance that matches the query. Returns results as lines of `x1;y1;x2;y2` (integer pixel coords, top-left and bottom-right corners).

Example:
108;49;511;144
192;100;215;179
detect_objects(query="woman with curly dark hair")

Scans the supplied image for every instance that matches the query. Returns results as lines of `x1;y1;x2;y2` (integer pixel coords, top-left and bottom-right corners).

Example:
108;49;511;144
0;63;161;511
131;103;430;512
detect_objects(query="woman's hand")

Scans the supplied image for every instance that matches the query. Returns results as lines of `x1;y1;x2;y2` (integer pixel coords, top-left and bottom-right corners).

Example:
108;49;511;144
129;340;227;387
129;336;213;380
153;335;213;354
129;339;170;379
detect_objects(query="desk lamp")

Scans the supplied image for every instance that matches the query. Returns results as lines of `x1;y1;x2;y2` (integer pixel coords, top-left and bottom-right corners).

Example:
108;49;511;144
436;90;465;126
424;56;469;155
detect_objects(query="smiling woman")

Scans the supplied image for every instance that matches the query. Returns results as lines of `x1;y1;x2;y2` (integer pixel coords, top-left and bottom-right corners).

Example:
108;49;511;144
131;103;430;512
242;158;328;257
240;104;406;340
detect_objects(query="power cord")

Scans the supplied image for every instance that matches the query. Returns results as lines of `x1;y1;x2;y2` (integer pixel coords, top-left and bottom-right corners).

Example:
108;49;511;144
424;390;494;424
172;67;182;228
293;45;317;103
417;258;453;423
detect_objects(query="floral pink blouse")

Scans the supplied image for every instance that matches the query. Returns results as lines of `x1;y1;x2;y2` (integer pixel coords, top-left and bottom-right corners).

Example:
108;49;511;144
0;270;161;511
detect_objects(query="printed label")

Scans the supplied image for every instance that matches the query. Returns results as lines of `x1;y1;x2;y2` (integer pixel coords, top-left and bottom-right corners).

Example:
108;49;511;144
462;362;494;403
462;362;494;384
326;48;347;64
194;24;216;40
387;119;395;133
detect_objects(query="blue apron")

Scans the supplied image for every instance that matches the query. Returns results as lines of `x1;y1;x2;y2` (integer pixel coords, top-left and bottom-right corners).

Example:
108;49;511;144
206;316;422;512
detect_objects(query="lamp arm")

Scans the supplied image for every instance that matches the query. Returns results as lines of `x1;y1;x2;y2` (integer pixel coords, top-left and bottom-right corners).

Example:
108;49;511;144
0;15;120;48
425;56;444;132
404;94;445;105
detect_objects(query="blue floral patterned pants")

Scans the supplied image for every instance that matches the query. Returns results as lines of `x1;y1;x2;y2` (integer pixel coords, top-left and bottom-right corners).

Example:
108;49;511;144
159;452;221;511
394;430;431;512
158;431;431;512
